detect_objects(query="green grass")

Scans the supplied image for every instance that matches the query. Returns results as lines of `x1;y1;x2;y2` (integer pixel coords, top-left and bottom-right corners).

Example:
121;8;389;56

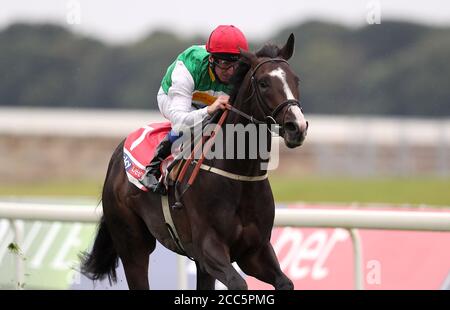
269;176;450;206
1;177;450;206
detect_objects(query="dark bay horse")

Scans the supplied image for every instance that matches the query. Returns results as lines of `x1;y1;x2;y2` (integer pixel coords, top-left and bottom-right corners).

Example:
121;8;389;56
81;34;308;290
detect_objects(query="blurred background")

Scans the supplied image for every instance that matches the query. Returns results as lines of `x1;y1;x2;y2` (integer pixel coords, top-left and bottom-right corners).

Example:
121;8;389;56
1;0;450;290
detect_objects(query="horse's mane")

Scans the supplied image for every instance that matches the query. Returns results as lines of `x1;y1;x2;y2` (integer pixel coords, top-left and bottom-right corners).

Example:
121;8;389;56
229;44;281;104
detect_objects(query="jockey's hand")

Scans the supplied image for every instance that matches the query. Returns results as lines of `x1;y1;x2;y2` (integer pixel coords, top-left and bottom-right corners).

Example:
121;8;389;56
207;95;231;115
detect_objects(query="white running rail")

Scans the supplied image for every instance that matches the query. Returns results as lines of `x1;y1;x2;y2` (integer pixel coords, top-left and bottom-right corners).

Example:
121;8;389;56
1;201;450;290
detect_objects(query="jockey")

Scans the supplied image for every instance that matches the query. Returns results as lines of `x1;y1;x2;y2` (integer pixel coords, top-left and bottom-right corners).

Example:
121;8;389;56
140;25;249;193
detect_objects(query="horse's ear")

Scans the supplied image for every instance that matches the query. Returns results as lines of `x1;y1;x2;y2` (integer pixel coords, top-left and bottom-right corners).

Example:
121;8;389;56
279;33;295;60
239;48;258;67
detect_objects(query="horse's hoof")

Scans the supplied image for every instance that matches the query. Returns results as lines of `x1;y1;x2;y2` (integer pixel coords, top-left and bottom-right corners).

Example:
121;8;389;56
171;202;184;210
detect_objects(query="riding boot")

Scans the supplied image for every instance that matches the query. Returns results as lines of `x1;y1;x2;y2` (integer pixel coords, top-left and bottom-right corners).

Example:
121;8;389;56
140;136;173;194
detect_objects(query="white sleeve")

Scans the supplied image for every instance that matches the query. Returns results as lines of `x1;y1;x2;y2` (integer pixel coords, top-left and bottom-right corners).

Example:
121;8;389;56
165;61;209;129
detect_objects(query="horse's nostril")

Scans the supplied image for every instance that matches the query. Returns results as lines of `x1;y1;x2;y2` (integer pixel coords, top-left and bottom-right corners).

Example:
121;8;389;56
284;121;298;133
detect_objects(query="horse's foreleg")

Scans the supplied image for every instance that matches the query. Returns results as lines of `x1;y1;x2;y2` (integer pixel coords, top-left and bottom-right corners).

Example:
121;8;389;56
198;234;247;290
195;261;216;290
237;242;293;290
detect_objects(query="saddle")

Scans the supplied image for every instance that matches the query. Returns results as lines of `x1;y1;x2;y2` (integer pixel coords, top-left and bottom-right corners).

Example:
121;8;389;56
123;122;173;192
123;110;224;192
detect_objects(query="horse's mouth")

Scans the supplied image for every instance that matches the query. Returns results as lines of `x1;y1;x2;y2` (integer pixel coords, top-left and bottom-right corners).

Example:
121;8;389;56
283;122;307;148
284;135;305;148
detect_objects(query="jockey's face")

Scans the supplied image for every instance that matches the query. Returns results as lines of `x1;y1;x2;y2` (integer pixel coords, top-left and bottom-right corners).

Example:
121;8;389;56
209;56;238;84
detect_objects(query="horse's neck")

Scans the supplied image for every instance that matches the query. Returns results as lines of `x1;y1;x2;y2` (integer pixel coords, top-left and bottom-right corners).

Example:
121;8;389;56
213;87;271;176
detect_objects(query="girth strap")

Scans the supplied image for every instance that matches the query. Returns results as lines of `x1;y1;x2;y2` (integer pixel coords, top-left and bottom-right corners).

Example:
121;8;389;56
200;164;268;182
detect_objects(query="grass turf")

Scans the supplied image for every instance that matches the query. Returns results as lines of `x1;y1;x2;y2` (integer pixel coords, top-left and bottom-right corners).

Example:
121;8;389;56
1;177;449;206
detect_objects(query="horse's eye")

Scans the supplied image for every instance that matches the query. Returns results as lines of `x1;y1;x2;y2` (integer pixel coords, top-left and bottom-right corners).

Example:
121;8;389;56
259;80;269;89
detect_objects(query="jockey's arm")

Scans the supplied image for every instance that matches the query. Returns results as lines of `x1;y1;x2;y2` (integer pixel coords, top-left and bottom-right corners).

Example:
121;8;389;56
165;61;209;129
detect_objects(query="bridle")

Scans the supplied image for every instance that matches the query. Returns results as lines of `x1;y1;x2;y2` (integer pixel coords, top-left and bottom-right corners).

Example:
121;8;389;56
228;58;304;132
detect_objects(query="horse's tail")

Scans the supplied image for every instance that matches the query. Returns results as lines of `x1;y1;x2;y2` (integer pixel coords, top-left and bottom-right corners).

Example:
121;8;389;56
80;141;124;283
80;142;123;284
79;214;118;284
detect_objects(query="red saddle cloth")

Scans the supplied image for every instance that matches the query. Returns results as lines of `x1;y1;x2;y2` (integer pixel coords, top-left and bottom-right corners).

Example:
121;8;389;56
123;122;172;191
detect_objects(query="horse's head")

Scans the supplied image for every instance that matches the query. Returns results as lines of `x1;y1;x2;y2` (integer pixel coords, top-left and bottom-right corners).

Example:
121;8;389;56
236;34;308;148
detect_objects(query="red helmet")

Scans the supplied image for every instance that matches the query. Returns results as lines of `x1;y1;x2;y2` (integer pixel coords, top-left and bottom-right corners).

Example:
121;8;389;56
206;25;249;55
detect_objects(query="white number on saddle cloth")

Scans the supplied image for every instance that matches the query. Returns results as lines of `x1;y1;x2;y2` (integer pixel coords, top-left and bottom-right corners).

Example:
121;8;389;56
130;125;154;151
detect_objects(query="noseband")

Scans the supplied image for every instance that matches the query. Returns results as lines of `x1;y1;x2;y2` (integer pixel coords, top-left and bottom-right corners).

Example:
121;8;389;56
229;58;303;130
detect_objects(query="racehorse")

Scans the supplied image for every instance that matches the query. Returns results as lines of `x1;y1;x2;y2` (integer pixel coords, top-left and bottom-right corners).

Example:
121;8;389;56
80;34;308;290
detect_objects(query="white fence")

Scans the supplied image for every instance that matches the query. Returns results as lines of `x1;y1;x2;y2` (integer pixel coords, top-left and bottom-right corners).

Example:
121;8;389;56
1;108;450;145
1;201;450;290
